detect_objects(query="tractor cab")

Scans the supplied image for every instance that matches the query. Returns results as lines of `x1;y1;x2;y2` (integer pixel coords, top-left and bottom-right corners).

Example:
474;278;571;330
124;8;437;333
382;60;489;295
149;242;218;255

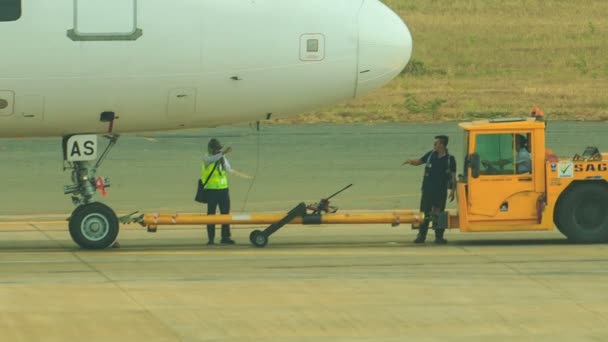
456;109;552;232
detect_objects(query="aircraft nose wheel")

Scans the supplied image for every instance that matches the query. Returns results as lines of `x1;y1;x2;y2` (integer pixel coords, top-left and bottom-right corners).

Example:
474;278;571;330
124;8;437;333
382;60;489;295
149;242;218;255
69;202;119;249
249;230;268;248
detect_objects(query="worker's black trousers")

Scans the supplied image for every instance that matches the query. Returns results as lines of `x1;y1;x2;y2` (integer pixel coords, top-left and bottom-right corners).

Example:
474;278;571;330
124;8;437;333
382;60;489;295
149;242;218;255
418;219;445;239
418;190;447;239
205;188;231;241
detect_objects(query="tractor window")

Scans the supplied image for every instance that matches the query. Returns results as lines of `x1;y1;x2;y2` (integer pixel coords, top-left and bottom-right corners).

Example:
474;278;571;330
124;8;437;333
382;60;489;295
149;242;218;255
0;0;21;21
476;134;516;175
476;133;532;175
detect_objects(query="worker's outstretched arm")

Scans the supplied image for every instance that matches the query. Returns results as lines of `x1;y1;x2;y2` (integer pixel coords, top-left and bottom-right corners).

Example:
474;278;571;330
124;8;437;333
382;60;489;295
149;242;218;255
403;151;431;166
229;169;253;180
402;159;424;166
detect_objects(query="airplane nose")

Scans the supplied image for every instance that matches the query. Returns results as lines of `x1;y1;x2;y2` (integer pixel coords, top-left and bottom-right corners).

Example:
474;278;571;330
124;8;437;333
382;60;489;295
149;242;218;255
356;0;413;98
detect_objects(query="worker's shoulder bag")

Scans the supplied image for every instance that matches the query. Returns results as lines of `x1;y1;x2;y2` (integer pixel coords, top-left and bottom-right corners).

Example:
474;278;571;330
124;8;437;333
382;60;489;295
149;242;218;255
425;150;454;190
194;162;218;204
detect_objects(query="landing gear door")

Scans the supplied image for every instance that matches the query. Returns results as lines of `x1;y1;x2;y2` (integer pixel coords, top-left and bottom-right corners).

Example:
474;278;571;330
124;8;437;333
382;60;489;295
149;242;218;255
468;132;537;219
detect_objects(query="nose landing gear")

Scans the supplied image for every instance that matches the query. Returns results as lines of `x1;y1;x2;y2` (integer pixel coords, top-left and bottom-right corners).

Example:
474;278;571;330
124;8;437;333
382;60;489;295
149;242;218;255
63;134;120;249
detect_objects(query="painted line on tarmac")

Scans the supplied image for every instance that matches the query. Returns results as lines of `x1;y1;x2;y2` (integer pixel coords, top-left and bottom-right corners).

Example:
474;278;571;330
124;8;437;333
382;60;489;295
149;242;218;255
0;221;66;225
0;245;459;257
0;251;454;262
85;248;457;257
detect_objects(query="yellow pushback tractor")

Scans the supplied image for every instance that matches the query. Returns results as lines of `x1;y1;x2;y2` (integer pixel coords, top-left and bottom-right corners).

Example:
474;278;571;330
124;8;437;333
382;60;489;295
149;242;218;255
454;108;608;243
69;108;608;248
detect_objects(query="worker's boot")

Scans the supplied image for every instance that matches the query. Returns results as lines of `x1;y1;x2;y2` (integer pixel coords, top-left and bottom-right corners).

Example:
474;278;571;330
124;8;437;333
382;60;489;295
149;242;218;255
434;229;447;245
220;227;234;244
414;226;428;244
206;225;215;245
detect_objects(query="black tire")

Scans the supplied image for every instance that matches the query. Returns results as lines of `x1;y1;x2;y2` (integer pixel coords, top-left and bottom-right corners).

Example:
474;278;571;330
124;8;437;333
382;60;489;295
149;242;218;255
68;205;87;243
250;230;268;248
69;202;119;249
555;183;608;243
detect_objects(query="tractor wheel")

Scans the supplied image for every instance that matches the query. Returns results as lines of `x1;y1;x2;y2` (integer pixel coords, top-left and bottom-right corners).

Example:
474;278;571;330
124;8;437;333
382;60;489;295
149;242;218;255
555;183;608;243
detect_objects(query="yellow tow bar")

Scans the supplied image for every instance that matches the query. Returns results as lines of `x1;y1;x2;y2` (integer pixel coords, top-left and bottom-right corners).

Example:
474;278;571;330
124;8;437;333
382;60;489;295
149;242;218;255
124;202;456;247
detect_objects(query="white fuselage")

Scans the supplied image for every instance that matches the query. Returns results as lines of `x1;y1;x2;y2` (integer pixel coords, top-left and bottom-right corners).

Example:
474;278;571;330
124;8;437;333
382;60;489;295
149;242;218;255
0;0;412;138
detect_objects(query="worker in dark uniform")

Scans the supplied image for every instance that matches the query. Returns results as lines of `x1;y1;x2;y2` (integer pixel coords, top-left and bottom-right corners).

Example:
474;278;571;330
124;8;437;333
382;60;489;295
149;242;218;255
403;135;457;244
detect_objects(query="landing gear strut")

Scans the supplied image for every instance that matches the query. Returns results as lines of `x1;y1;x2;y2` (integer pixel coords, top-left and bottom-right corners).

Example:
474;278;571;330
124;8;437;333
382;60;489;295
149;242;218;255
63;134;120;249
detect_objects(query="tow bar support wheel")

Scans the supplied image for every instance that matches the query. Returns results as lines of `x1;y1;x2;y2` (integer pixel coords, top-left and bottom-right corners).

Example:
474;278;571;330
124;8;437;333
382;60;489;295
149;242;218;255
69;202;119;249
250;230;268;248
248;202;307;247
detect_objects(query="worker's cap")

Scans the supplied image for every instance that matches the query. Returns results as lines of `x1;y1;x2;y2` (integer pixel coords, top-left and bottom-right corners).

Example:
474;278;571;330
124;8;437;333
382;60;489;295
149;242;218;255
208;138;222;151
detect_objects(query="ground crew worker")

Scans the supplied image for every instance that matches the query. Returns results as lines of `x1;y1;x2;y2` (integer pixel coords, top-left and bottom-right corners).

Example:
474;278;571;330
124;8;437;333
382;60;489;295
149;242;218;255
403;135;457;244
202;138;235;245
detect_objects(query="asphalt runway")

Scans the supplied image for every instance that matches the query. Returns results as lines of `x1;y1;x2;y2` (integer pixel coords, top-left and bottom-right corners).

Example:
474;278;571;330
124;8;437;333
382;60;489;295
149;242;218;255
1;221;608;341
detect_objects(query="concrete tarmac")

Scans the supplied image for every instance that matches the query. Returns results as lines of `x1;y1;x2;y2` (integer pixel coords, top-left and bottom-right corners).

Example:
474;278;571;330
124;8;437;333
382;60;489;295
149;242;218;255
2;221;608;341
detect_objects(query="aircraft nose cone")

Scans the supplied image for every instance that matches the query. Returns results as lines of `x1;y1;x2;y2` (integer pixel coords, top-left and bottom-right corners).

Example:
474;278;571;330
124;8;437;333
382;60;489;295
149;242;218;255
356;0;413;98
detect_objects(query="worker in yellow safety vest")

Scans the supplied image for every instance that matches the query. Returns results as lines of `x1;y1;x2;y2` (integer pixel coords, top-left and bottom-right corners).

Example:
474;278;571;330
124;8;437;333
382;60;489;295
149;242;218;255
202;138;235;245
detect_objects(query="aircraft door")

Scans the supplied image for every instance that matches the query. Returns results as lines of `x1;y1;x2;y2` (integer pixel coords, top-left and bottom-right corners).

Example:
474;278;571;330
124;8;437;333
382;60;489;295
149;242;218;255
468;132;538;220
0;91;15;116
67;0;142;41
